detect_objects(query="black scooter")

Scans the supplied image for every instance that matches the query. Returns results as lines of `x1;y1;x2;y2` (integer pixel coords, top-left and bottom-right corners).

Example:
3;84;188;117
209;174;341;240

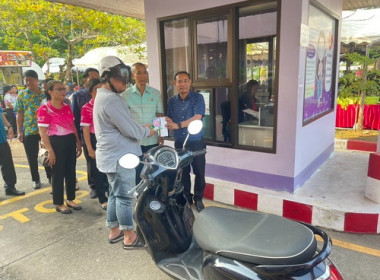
119;120;344;280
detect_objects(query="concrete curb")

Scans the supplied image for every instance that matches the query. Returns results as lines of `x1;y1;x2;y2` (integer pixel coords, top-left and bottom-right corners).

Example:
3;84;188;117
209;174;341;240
365;153;380;204
201;139;379;234
335;139;377;152
203;179;380;234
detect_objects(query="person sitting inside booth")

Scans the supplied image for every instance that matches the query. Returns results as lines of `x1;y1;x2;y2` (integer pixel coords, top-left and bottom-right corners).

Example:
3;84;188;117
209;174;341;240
238;79;260;123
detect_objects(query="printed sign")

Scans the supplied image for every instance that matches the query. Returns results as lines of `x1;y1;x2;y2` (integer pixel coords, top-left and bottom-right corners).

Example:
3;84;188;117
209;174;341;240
0;51;33;67
303;6;336;124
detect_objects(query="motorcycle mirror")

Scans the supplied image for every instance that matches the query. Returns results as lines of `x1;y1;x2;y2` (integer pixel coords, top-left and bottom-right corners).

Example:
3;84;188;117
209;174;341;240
187;120;203;135
182;120;203;149
118;154;140;169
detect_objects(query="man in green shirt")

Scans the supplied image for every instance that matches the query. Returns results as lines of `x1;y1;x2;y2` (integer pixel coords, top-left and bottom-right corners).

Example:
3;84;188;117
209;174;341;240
16;70;50;189
122;62;164;184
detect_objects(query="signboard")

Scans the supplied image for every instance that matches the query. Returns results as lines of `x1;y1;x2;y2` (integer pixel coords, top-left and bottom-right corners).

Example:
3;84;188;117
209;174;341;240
0;51;33;67
303;5;336;124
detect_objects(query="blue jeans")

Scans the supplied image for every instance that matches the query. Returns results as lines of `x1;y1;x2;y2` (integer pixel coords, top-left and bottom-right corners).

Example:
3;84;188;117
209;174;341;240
106;165;136;231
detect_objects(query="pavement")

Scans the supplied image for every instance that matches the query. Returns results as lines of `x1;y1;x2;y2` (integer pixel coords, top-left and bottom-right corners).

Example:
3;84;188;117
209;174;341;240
203;138;380;234
0;138;379;280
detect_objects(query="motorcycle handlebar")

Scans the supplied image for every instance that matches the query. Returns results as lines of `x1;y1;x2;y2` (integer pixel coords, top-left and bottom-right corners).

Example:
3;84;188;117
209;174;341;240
191;149;207;157
128;179;150;198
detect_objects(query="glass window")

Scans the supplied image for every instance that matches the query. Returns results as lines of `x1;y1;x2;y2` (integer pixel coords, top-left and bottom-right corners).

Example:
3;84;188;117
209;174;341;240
196;87;231;143
159;2;278;152
162;18;190;101
237;3;277;149
196;15;228;81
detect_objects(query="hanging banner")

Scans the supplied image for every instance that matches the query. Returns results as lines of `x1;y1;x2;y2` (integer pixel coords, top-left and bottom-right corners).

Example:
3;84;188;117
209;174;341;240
0;51;33;67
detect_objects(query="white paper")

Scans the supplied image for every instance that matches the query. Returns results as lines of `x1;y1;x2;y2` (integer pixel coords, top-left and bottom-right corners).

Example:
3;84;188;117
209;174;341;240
152;117;168;137
243;108;260;118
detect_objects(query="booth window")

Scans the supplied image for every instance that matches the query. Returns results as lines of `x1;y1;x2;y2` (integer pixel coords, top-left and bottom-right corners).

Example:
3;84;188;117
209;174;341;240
160;1;278;152
195;15;229;81
161;18;190;102
237;4;277;149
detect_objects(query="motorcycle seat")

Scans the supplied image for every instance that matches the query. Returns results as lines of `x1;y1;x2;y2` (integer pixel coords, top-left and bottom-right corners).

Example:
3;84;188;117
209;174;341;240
193;206;317;265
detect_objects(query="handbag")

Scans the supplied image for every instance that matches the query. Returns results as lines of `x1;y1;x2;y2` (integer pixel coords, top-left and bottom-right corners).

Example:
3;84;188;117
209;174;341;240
38;144;49;167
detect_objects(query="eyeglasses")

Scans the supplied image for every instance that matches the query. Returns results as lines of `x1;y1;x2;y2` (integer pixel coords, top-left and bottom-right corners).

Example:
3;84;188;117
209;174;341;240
53;87;66;92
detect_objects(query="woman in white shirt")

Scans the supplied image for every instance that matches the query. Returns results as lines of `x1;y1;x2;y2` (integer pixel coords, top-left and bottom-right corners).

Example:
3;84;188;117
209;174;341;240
3;85;18;136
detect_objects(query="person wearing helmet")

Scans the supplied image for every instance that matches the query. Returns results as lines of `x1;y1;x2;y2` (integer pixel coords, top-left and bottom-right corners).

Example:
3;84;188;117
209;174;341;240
93;56;156;249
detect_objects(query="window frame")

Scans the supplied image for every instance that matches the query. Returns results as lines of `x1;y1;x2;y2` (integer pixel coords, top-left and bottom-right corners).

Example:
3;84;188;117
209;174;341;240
158;1;280;153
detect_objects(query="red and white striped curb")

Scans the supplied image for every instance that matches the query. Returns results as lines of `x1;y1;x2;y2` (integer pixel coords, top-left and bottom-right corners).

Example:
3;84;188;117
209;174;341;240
365;153;380;204
203;178;380;234
335;139;377;152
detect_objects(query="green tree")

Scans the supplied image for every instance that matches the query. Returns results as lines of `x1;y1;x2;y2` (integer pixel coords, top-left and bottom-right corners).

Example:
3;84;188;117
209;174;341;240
0;0;146;81
338;50;380;130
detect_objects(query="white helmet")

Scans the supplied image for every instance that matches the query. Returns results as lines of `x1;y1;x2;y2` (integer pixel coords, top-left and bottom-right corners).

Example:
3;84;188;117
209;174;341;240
98;56;131;84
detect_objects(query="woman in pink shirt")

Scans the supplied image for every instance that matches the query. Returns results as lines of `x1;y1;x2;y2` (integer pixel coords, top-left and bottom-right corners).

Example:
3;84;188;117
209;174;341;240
37;80;82;214
81;78;109;210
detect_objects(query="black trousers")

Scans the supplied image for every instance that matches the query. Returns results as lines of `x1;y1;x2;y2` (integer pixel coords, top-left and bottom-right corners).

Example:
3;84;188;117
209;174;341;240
83;133;108;204
5;109;17;134
50;134;77;205
82;132;95;189
0;142;17;189
23;134;51;183
174;139;206;202
135;144;158;184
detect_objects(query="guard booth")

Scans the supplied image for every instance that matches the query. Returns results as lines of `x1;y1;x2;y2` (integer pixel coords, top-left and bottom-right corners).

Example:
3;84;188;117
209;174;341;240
143;0;342;194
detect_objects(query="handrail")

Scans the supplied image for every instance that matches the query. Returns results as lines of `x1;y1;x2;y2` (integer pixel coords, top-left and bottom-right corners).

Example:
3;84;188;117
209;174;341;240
253;223;331;275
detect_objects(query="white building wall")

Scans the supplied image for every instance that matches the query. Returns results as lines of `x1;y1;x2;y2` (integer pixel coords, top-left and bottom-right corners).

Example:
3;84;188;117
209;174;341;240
144;0;343;192
293;0;342;187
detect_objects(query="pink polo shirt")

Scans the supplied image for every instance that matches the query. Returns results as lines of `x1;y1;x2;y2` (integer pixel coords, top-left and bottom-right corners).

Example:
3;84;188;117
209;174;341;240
80;98;95;134
37;101;75;136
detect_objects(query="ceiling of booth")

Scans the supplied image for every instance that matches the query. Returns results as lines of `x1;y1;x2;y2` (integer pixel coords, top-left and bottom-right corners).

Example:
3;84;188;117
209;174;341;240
49;0;380;19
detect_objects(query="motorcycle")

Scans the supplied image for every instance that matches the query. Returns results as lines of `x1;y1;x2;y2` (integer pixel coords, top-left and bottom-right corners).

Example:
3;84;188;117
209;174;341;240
119;120;344;280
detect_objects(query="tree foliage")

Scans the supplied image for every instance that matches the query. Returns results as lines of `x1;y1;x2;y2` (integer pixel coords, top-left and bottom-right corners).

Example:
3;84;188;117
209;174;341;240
338;49;380;130
0;0;146;81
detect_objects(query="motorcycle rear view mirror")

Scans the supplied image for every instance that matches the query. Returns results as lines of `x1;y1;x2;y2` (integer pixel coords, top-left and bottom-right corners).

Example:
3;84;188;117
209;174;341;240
119;154;140;169
187;120;203;135
183;120;203;148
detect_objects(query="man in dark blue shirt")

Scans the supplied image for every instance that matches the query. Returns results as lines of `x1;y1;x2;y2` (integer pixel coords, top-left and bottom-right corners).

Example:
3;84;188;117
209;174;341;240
71;68;99;198
166;71;206;212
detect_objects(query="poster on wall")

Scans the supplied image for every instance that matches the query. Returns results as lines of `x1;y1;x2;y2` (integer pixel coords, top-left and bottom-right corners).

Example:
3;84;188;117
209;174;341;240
0;51;33;67
303;5;336;124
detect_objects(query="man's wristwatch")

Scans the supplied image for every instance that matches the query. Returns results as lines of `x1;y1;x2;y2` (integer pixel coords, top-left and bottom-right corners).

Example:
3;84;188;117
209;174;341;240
177;122;182;129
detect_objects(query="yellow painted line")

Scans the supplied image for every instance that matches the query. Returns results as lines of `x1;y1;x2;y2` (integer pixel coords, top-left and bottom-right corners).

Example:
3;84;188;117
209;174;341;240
15;164;88;176
0;188;50;206
7;164;380;258
0;165;88;207
0;208;30;223
316;235;380;257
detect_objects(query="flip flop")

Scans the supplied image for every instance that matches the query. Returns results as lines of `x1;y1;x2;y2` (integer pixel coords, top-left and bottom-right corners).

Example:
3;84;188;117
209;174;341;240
122;236;145;250
108;231;124;244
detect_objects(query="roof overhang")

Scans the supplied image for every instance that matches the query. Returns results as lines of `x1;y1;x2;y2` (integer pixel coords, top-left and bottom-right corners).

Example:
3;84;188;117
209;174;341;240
49;0;145;19
48;0;380;19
